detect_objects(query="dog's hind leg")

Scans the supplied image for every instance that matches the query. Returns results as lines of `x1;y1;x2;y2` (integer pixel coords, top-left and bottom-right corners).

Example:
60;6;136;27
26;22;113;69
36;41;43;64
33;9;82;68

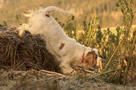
44;6;74;17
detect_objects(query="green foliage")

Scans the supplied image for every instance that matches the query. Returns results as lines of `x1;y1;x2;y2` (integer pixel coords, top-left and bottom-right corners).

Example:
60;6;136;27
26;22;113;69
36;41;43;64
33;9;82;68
64;0;136;85
116;0;135;85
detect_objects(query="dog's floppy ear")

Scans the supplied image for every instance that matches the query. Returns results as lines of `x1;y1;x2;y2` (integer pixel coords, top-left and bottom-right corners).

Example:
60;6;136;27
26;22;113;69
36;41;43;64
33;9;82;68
84;51;97;68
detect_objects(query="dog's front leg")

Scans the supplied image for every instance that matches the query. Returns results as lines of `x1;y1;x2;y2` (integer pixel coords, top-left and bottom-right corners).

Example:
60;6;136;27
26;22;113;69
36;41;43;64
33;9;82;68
60;62;73;74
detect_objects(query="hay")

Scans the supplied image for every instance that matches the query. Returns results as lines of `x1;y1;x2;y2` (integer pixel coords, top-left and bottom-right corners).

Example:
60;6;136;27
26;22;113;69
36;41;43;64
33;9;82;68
0;24;61;73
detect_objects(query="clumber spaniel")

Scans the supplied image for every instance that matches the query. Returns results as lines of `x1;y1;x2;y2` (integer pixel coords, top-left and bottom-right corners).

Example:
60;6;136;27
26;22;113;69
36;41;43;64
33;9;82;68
19;6;102;73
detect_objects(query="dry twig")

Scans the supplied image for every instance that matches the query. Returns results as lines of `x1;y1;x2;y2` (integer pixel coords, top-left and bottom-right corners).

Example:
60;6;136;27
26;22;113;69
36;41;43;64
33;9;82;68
90;68;121;79
39;70;66;77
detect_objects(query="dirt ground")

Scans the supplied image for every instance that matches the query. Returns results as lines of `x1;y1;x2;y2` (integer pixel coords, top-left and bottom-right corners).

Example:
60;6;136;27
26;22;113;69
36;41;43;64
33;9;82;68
0;70;136;90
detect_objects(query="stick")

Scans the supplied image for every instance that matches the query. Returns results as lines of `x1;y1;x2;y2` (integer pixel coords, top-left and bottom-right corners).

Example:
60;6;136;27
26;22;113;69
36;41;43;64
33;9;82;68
99;58;103;70
104;39;123;71
39;70;66;77
90;68;121;79
73;66;96;73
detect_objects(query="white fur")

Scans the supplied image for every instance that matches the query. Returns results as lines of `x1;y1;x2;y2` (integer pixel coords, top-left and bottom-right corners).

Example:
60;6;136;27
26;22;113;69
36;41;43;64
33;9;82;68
17;23;29;36
19;6;100;73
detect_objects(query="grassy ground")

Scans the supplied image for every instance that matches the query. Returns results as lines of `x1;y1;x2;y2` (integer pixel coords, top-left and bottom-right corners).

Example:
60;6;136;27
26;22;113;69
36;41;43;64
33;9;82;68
0;70;136;90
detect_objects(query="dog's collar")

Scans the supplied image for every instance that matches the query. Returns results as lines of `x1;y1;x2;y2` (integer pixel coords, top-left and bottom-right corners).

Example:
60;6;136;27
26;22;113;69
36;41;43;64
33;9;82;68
81;48;85;64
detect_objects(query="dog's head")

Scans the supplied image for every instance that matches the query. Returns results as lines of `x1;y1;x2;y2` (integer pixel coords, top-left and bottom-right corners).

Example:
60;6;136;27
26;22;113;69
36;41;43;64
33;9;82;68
83;48;102;70
84;51;97;68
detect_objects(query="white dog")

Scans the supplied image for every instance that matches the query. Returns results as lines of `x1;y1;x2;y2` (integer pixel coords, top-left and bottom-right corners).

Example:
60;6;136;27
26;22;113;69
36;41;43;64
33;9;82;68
19;6;101;73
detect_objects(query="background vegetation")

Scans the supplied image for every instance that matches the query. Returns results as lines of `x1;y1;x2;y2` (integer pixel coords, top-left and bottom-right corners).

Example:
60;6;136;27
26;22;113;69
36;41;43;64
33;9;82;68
65;0;136;85
1;0;136;27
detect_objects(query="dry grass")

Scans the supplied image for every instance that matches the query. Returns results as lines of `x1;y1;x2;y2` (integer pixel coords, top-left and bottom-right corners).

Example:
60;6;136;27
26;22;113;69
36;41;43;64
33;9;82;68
0;0;122;27
0;25;61;72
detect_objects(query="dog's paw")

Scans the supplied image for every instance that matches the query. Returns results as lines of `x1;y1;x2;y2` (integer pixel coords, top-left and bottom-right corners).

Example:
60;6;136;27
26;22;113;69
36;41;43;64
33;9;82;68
61;68;74;75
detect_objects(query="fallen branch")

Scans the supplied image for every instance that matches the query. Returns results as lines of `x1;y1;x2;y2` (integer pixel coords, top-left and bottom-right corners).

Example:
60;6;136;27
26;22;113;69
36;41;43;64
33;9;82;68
89;68;121;79
39;70;66;77
72;66;96;74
